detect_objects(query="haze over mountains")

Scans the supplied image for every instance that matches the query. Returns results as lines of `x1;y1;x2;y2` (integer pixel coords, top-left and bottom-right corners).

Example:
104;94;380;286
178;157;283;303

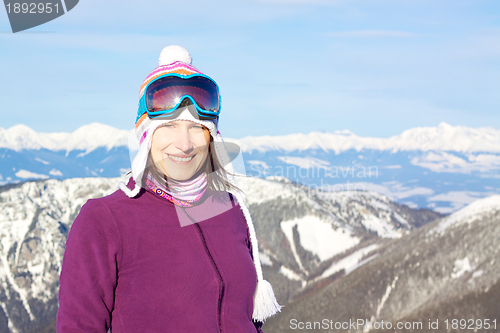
1;122;499;213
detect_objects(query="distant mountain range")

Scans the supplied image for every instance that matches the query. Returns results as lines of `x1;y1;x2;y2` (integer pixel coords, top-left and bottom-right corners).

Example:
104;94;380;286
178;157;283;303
1;122;499;213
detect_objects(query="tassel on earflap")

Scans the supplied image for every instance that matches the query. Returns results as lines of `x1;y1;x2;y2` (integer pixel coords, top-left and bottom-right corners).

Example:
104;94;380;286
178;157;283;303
118;177;142;198
253;279;283;322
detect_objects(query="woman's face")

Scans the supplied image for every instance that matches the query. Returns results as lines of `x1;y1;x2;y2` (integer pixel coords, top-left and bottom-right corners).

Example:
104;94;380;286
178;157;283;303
150;120;211;181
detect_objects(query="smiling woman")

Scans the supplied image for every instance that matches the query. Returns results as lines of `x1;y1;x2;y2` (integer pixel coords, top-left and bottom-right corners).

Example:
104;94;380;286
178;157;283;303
56;45;281;333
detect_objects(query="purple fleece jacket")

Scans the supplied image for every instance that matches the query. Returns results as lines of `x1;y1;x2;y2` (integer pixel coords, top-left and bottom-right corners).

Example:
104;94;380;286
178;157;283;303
57;182;263;333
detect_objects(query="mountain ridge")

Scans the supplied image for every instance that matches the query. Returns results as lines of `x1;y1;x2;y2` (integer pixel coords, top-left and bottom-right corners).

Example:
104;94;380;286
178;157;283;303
0;123;131;153
2;122;500;153
1;123;499;214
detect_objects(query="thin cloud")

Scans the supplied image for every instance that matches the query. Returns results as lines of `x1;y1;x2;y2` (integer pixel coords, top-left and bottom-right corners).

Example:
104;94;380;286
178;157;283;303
329;30;420;38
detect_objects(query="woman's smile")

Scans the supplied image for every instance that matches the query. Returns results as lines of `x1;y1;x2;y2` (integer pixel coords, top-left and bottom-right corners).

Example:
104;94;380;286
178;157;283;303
167;153;196;163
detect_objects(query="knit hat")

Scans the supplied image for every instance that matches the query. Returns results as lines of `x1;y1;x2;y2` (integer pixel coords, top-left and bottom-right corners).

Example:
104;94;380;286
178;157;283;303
118;45;282;322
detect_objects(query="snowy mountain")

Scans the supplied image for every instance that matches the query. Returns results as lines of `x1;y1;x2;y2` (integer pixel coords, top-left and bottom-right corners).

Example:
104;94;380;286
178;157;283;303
0;123;130;152
1;122;500;213
238;177;441;303
264;194;500;333
0;178;118;333
232;122;500;153
0;123;132;184
0;176;442;332
4;122;498;153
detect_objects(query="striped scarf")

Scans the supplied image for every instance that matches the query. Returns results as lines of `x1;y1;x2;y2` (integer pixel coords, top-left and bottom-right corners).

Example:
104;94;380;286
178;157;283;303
145;172;208;207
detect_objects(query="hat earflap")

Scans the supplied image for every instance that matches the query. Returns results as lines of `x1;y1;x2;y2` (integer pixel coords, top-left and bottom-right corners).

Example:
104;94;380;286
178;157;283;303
212;131;282;321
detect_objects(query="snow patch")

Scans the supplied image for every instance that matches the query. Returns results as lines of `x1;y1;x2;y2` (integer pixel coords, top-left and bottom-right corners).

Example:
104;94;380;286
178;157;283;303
319;244;379;279
0;254;35;321
280;220;307;274
361;215;401;238
471;270;483;279
281;215;360;262
377;276;399;317
451;257;474;279
393;212;410;227
259;252;272;266
346;254;378;275
279;266;304;282
369;199;391;211
0;301;19;333
364;275;399;331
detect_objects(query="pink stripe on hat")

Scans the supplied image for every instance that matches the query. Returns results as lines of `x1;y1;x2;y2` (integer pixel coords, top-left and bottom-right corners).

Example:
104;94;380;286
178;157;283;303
139;129;148;145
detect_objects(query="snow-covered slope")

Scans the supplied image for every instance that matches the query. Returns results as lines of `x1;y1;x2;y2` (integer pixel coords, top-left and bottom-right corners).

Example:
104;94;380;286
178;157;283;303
0;178;119;332
265;194;500;333
236;176;441;298
430;194;500;234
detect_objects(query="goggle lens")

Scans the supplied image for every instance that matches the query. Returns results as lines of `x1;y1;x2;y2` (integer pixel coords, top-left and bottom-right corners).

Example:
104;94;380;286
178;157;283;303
146;76;220;115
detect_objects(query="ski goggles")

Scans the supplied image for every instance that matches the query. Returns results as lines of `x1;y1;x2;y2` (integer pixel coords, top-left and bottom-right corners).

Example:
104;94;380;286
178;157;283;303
138;74;221;120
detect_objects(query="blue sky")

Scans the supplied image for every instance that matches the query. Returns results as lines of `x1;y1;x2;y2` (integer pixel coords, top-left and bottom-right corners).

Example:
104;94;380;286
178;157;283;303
1;0;499;138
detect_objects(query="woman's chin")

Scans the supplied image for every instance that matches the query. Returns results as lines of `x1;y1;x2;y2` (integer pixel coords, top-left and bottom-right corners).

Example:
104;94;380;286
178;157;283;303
164;166;203;182
169;176;190;182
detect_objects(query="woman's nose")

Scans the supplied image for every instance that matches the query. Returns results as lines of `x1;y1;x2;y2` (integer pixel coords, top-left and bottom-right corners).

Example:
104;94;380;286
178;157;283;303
175;128;193;152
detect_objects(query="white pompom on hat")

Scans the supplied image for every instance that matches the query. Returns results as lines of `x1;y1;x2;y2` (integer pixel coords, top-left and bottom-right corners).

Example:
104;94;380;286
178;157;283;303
158;45;192;66
119;45;282;322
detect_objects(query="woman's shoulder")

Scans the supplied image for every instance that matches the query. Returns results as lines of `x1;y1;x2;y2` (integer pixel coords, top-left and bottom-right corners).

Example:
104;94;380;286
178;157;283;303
78;184;178;230
71;188;146;239
86;178;162;208
81;186;135;212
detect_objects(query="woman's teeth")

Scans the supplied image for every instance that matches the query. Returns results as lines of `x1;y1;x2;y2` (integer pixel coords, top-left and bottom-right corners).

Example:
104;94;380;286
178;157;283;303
168;154;194;162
